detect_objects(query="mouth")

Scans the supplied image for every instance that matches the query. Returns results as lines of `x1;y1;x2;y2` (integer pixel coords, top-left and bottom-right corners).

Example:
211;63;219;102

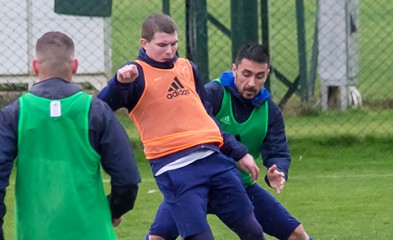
244;89;257;94
242;89;257;98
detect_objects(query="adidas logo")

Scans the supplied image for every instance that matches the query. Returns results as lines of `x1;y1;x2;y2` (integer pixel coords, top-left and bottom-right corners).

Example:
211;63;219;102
220;116;231;125
167;77;190;99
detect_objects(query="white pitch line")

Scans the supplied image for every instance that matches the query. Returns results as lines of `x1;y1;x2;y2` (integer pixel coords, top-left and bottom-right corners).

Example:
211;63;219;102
290;173;393;180
8;174;391;186
101;173;393;184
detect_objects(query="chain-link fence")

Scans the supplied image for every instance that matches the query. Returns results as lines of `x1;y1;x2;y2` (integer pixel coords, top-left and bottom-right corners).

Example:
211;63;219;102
1;0;392;138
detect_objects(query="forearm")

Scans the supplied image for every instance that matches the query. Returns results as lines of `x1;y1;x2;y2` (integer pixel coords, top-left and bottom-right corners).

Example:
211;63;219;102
97;76;132;111
108;185;139;218
220;131;248;161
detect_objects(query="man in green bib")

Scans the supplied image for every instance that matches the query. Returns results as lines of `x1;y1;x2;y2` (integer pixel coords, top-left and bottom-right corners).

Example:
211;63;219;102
205;43;312;240
0;31;141;240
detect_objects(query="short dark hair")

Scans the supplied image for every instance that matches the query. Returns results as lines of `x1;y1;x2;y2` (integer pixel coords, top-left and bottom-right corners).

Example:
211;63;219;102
35;31;75;77
234;43;270;66
141;13;178;41
36;31;75;58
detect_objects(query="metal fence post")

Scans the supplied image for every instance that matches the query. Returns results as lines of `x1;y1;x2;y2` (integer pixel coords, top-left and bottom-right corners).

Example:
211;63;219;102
230;0;258;62
162;0;170;15
261;0;270;91
186;0;209;83
295;0;309;102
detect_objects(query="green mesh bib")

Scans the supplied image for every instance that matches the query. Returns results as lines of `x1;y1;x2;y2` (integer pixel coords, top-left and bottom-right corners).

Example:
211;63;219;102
214;79;268;187
16;92;116;240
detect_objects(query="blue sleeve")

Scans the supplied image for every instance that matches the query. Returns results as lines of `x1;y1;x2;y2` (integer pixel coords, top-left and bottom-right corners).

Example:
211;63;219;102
202;78;248;161
97;63;144;112
262;100;291;181
89;98;141;218
0;101;18;239
190;61;209;109
204;81;223;116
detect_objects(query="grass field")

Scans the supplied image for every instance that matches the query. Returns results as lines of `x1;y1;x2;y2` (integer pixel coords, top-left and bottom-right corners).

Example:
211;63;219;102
3;111;392;239
118;129;393;240
2;0;392;239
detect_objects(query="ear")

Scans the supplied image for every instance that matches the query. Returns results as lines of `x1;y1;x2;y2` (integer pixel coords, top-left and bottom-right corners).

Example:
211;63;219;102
267;66;271;78
231;63;237;74
140;38;147;48
72;58;78;74
32;59;38;75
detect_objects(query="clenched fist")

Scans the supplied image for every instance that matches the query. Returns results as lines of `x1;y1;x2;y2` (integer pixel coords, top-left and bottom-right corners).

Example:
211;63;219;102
117;64;139;83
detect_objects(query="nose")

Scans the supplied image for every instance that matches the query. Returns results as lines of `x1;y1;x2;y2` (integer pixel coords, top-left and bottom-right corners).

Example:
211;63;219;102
165;45;173;55
247;77;256;87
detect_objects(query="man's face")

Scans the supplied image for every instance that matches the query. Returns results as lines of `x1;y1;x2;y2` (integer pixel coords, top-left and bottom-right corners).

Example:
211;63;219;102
141;31;178;63
232;59;269;100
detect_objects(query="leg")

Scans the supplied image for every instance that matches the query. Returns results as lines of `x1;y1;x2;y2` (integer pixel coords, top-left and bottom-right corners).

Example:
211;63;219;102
207;154;264;240
184;230;214;240
246;183;310;240
225;212;265;240
148;201;179;240
147;202;215;240
153;159;214;239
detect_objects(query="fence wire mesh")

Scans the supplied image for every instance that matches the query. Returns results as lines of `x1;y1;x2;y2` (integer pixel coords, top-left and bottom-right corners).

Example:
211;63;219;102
1;0;392;138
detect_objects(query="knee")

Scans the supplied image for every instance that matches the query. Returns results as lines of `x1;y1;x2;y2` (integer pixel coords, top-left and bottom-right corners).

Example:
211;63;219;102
229;214;264;240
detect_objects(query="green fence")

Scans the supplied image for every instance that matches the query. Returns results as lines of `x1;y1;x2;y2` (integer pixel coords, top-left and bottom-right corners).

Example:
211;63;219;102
1;0;392;138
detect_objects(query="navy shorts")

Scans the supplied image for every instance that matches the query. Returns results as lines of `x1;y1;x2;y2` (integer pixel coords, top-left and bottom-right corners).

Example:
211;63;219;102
246;183;301;239
153;152;254;238
150;170;301;239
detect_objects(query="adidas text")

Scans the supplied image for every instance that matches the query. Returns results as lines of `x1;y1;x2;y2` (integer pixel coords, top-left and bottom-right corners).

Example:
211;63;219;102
167;89;190;99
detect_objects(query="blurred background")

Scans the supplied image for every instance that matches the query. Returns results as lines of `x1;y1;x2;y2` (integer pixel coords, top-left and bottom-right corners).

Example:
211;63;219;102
1;0;392;138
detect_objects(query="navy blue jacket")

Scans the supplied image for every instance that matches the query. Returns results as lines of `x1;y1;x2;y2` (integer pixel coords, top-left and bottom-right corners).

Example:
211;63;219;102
0;78;141;239
98;49;248;175
205;71;291;182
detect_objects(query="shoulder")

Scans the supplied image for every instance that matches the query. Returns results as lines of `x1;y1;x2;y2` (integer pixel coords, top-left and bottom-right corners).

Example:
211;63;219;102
90;97;115;114
266;99;285;124
179;58;198;72
205;80;223;92
89;97;118;123
205;81;224;97
267;99;281;112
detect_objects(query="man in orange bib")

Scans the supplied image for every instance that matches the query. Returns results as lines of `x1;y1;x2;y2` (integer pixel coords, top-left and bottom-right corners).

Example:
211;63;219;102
98;13;265;240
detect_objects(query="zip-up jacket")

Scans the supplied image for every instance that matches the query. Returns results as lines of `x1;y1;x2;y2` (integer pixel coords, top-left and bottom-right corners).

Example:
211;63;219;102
0;78;141;239
205;71;291;183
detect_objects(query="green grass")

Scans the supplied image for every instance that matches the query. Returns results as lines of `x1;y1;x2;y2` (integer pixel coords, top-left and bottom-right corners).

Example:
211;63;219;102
284;108;393;137
3;112;392;239
3;1;392;239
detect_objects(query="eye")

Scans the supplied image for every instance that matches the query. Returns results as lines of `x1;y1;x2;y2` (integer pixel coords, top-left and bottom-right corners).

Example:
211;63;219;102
242;70;251;77
256;73;265;79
